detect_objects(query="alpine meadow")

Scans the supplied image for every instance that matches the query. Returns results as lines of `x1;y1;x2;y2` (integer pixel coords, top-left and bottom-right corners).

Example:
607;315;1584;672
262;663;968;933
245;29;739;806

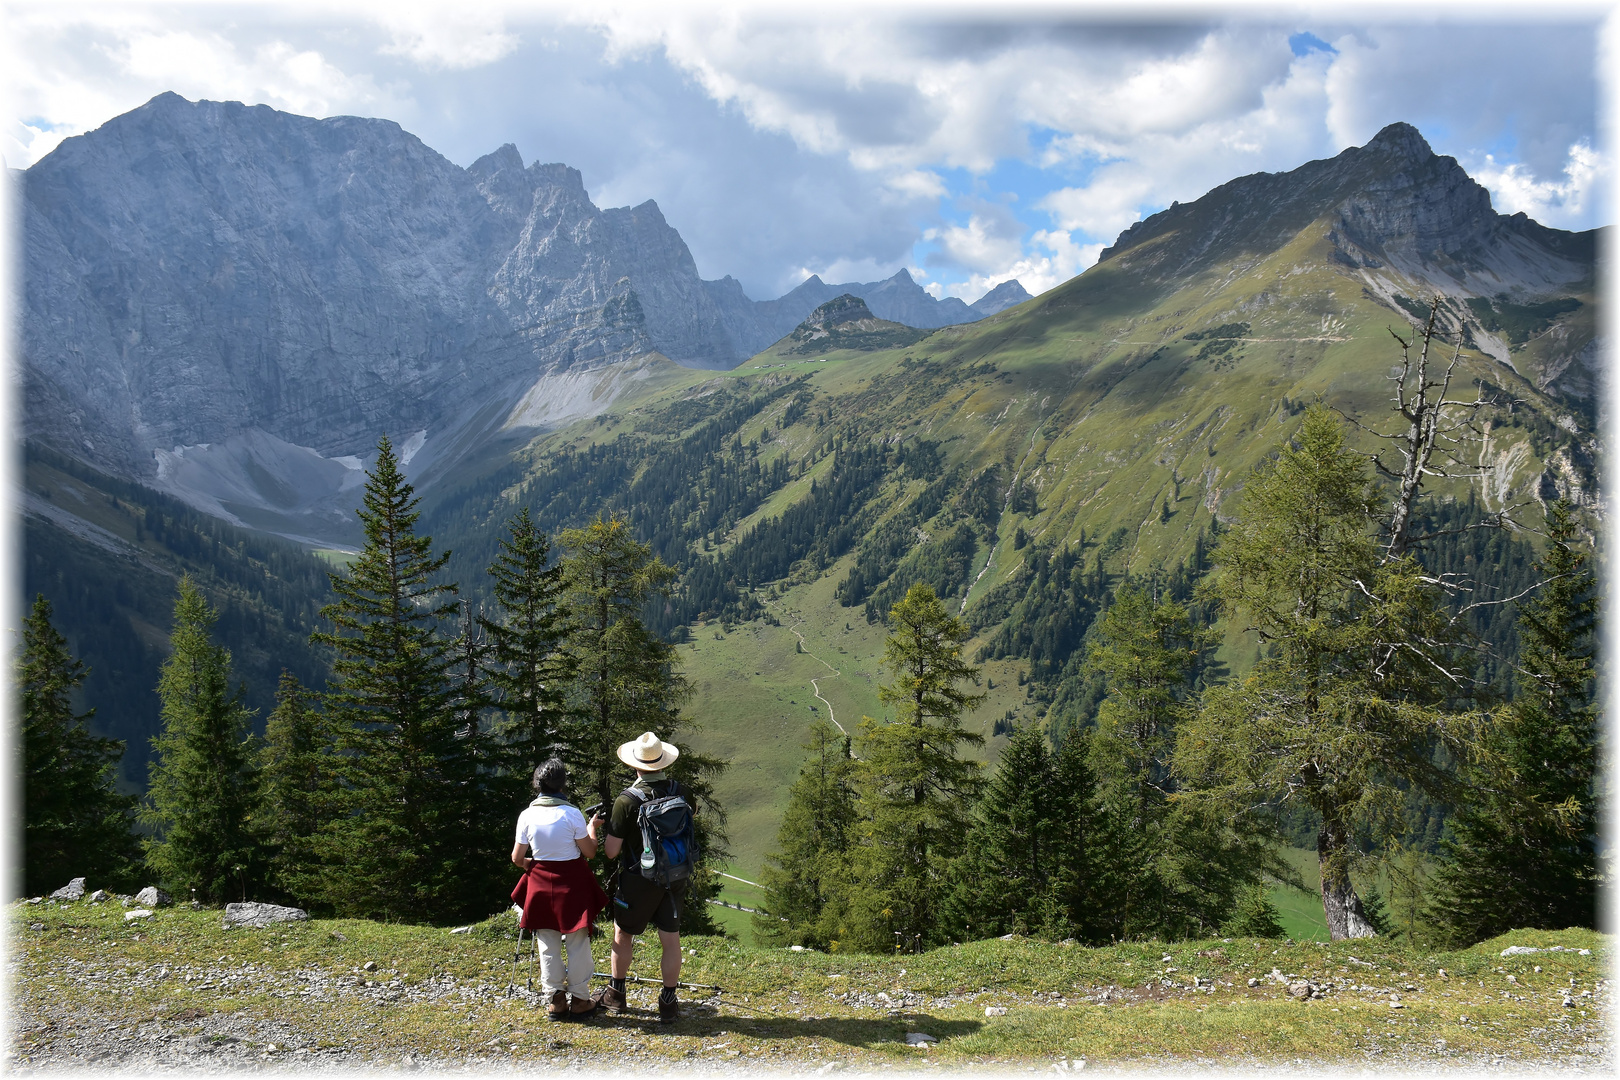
14;72;1607;1071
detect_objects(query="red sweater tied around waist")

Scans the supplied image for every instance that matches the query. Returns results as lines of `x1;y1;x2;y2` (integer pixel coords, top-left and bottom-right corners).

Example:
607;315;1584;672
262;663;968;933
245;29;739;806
510;857;608;934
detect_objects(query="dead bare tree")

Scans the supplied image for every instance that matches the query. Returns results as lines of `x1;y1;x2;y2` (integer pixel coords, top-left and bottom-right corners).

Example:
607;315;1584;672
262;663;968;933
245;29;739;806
1367;295;1504;560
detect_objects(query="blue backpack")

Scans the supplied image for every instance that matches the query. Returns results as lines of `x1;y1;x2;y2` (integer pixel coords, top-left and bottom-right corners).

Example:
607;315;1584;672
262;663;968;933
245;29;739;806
624;780;696;887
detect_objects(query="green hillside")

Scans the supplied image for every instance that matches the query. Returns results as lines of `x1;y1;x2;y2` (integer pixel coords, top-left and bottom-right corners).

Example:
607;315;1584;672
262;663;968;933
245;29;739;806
420;191;1593;882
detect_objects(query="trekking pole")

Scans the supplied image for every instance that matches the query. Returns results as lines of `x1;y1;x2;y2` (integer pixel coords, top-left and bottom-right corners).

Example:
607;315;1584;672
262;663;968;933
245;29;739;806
591;971;724;993
511;924;536;995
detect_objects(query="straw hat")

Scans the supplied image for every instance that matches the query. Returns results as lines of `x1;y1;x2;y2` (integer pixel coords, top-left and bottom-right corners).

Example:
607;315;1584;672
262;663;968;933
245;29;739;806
618;731;680;772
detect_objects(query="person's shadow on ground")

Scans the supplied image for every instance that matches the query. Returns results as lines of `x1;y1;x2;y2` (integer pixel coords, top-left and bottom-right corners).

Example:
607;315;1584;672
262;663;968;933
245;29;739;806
576;1001;982;1049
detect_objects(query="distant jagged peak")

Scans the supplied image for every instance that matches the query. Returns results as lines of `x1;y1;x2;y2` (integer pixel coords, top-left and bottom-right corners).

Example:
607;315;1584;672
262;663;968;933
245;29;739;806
971;279;1033;315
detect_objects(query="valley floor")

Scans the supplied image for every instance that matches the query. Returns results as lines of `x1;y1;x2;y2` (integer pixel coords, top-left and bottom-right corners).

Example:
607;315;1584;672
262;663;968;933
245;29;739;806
9;901;1610;1073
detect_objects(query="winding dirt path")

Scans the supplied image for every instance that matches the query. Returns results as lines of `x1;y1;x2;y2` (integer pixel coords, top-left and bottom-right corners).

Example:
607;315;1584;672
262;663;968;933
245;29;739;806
767;600;847;738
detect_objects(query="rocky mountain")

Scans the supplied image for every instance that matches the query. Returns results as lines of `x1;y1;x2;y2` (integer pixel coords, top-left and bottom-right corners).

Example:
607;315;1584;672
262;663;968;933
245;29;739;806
22;93;1025;545
783;294;928;354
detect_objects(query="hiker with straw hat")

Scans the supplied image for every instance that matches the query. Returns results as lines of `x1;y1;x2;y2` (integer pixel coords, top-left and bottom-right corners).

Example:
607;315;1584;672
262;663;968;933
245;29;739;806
593;731;693;1023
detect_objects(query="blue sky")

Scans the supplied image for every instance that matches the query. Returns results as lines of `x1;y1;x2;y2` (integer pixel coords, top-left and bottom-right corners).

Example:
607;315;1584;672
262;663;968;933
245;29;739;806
4;3;1611;303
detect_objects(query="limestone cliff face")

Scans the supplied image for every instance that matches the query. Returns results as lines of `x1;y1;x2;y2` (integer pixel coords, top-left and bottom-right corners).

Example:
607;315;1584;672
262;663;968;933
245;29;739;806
22;95;772;540
23;92;1021;511
24;93;520;472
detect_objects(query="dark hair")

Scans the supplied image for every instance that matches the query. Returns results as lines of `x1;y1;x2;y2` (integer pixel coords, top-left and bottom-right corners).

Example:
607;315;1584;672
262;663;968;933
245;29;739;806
532;757;568;795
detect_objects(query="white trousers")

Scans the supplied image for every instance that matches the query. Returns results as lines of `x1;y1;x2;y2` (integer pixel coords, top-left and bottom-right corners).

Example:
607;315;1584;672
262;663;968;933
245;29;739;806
533;928;593;997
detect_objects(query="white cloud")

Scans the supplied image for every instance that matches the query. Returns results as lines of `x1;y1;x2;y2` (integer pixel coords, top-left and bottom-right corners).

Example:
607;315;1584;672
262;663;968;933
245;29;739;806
1473;141;1609;229
106;30;382;118
927;206;1024;274
937;228;1102;303
376;11;519;71
6;11;401;167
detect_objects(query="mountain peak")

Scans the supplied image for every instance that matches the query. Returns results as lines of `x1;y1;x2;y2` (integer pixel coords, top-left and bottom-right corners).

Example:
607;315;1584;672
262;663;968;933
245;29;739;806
1363;121;1433;162
805;293;875;329
468;143;524;179
970;279;1032;316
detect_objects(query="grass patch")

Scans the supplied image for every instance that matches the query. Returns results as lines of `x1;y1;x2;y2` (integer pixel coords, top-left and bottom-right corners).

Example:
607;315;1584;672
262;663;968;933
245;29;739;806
13;900;1606;1068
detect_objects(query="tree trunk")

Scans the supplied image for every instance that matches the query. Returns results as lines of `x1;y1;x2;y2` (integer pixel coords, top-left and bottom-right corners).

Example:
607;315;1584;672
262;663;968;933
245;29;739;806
1318;819;1377;940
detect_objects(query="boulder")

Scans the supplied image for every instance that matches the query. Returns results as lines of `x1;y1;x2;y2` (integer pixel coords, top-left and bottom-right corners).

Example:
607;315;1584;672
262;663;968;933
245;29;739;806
135;886;173;908
88;889;110;903
124;909;154;921
222;902;309;929
49;877;86;901
904;1033;938;1046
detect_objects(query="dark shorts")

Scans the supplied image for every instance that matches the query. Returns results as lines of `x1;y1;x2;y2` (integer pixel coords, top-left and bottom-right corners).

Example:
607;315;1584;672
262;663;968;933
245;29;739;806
612;871;686;935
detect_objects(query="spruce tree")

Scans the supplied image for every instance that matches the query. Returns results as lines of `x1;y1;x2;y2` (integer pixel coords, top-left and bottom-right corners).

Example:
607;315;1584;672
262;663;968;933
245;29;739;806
755;720;858;948
1427;500;1598;942
480;509;573;786
942;722;1058;941
1179;405;1457;940
258;671;336;905
846;583;985;952
1035;732;1106;940
1086;582;1263;939
311;436;502;922
142;578;264;903
19;594;140;896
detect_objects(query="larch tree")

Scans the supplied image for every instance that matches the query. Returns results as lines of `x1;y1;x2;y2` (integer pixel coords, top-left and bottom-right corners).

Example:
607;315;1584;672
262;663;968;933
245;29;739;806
1087;582;1267;940
557;513;728;925
846;583;985;952
19;593;140;895
1179;405;1457;940
142;578;264;903
558;514;684;810
311;436;503;923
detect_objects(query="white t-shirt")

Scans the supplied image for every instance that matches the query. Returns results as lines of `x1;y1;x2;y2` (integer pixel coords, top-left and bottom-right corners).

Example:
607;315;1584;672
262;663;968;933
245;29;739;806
514;801;590;862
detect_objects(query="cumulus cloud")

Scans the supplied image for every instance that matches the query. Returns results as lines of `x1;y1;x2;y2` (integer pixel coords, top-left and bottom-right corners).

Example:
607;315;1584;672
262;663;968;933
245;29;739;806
5;8;402;166
1473;141;1609;229
927;204;1025;275
375;10;520;70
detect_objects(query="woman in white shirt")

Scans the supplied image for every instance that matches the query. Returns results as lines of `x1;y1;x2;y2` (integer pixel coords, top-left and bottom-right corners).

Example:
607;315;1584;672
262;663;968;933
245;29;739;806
510;758;609;1020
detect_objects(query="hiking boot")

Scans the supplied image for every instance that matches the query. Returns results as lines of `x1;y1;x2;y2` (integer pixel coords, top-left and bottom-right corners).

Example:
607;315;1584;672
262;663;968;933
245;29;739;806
569;994;599;1018
592;985;627;1016
546;990;568;1022
658;988;680;1024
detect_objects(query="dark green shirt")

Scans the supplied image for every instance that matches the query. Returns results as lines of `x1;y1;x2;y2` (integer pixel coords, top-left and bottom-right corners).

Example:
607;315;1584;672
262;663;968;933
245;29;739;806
607;775;675;870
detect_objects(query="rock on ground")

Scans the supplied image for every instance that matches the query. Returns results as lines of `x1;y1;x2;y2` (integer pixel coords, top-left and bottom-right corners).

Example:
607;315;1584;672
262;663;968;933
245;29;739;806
135;886;173;908
223;903;309;929
48;879;85;902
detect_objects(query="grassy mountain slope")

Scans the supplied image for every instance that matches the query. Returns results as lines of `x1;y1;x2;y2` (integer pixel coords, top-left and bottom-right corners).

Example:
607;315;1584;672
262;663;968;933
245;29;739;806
431;135;1596;880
